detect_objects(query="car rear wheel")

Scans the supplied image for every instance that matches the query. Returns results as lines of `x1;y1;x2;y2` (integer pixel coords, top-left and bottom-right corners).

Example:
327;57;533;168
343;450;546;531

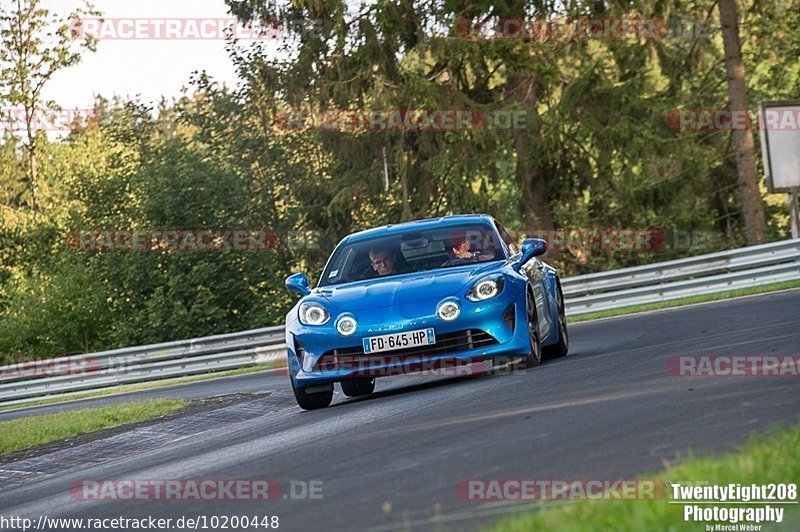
292;384;334;410
341;377;376;397
521;291;542;368
543;281;569;359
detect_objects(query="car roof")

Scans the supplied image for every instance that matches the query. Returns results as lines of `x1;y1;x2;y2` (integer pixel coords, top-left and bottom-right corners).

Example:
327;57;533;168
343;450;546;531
344;214;496;244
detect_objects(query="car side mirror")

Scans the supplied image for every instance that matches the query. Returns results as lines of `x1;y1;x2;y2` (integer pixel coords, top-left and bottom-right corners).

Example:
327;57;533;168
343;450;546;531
513;238;547;273
286;272;311;296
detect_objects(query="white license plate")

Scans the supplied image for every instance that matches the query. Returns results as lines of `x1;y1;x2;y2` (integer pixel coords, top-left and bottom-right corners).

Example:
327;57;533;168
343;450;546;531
362;328;436;354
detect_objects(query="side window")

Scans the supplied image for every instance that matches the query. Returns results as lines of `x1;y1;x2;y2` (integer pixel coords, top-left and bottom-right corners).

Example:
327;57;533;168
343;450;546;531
495;221;518;256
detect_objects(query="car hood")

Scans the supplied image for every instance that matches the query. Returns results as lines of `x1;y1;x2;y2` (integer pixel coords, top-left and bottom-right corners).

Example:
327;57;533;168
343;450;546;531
316;262;504;311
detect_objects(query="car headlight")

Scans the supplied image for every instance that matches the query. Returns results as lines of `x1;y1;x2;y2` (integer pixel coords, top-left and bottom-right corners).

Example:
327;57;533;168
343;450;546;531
336;316;357;336
466;275;505;302
437;300;461;321
299;302;330;326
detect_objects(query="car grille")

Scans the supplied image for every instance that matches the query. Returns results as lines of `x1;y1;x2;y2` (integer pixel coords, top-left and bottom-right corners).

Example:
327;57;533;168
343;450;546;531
313;329;499;371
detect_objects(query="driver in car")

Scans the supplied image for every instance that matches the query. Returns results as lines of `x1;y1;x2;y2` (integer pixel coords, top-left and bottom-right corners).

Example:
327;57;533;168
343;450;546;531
369;248;398;276
367;247;412;278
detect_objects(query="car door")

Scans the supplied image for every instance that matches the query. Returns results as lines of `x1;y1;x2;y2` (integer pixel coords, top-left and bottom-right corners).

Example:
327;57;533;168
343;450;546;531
529;257;552;339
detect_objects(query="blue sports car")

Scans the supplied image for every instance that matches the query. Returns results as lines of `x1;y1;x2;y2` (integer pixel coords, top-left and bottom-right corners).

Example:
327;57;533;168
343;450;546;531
284;214;568;409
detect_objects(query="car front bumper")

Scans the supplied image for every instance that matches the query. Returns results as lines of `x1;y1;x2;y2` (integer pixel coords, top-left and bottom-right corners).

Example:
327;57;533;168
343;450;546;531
287;291;531;388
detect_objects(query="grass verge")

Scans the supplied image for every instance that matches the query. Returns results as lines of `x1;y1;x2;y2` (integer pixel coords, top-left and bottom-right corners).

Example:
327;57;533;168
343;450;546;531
568;279;800;323
490;423;800;531
0;398;188;455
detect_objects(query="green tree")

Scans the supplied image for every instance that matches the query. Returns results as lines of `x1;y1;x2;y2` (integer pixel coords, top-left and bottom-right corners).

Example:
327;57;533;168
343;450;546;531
0;0;99;214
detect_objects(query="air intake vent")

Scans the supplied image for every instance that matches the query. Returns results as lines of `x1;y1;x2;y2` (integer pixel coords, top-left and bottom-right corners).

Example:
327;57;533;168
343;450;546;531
314;329;498;371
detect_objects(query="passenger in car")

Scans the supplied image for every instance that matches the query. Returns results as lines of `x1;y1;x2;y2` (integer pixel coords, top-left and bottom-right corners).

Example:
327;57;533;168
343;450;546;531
443;236;494;265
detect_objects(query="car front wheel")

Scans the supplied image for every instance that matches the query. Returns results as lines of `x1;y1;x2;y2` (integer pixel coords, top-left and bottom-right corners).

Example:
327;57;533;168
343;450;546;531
521;291;542;368
292;384;334;410
543;281;569;359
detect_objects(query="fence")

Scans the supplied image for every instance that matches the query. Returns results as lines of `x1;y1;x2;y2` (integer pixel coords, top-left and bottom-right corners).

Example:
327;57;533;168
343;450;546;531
0;327;285;405
563;238;800;315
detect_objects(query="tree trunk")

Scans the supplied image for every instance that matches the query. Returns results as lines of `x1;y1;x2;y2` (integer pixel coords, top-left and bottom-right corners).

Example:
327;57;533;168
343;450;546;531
25;108;39;215
718;0;767;245
509;72;554;232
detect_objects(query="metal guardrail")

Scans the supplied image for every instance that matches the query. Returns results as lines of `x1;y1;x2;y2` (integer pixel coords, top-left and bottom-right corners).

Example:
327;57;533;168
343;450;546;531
1;239;798;406
562;239;800;316
0;327;287;406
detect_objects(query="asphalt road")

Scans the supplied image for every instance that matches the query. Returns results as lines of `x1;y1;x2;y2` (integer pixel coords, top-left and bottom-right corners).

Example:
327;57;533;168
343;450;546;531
1;290;799;531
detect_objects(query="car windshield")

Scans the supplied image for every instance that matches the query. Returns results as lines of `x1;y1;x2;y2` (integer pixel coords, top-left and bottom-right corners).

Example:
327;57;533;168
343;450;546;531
319;223;506;287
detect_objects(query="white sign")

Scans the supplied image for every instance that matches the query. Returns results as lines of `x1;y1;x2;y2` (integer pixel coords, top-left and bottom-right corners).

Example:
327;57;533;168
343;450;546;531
758;100;800;192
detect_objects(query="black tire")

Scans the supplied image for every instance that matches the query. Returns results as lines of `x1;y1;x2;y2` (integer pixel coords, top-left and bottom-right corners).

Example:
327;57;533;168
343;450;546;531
292;384;334;410
543;281;569;359
520;291;542;368
341;377;376;397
